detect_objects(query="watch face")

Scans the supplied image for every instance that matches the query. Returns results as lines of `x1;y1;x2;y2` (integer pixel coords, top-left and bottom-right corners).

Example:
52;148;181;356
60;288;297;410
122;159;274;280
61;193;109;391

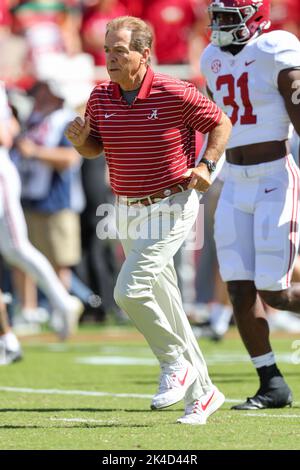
202;158;216;172
210;162;217;172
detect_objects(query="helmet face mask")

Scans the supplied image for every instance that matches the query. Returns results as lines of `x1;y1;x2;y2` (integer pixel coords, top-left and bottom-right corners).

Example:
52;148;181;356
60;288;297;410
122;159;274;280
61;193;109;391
208;1;271;47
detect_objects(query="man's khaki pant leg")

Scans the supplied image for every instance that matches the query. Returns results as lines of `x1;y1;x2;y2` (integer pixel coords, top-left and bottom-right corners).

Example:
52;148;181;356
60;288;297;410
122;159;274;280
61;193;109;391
114;189;212;395
155;261;212;399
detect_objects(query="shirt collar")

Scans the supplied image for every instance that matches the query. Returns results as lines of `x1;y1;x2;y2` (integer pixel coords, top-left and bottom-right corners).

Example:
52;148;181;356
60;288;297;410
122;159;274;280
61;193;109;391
111;67;154;100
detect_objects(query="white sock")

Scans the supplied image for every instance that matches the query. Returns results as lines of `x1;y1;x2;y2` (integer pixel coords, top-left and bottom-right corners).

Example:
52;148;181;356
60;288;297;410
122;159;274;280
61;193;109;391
1;331;20;352
251;352;276;369
210;303;232;336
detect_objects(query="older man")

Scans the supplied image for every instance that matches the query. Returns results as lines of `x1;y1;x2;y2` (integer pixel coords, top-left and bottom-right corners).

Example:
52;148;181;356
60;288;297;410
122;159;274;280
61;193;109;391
65;16;232;425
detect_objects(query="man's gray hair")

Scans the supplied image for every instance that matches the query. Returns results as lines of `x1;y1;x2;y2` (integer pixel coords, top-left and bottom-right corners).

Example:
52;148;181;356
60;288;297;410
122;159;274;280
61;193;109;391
106;16;153;63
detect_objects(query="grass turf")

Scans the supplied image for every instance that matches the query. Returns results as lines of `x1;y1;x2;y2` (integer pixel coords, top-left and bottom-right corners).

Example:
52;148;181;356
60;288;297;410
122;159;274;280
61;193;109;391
0;326;299;450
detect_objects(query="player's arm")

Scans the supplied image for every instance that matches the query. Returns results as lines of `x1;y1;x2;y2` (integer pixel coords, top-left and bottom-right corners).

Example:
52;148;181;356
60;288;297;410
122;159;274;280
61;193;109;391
64;116;104;159
278;68;300;136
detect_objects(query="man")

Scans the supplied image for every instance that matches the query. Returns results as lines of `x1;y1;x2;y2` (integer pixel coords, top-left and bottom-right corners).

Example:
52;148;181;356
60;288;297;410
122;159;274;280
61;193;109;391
0;80;82;340
201;0;300;409
65;16;232;424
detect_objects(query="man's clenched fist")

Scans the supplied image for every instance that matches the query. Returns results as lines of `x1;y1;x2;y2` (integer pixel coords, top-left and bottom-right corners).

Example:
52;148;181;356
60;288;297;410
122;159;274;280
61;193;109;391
183;164;212;193
64;116;91;147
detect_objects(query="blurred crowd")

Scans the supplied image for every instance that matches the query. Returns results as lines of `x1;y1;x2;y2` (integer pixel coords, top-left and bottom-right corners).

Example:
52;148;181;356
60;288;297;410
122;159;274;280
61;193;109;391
0;0;298;88
1;0;300;338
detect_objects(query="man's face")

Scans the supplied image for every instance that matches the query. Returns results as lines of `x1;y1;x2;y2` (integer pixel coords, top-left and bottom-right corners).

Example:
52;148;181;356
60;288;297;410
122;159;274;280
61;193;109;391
104;28;144;86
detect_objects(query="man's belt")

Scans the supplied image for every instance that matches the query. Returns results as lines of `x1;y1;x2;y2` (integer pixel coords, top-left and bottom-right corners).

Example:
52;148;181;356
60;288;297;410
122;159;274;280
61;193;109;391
117;180;190;207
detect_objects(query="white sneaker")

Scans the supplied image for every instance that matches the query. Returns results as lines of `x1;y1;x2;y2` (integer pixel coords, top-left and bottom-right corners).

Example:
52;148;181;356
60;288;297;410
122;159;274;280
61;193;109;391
0;340;23;365
52;296;84;340
151;357;198;410
177;386;225;425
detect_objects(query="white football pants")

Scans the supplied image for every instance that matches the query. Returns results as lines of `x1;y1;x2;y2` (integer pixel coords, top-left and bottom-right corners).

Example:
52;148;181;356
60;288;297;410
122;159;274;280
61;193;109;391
215;155;300;290
114;188;213;401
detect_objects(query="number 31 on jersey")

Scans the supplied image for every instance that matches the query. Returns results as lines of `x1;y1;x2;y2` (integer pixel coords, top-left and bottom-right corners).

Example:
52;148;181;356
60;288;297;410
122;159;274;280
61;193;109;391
216;72;257;125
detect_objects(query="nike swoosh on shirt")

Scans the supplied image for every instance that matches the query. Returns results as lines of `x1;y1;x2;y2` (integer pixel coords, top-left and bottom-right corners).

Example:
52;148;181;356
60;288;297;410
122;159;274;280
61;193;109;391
265;188;278;194
201;391;215;411
245;60;256;67
104;113;117;119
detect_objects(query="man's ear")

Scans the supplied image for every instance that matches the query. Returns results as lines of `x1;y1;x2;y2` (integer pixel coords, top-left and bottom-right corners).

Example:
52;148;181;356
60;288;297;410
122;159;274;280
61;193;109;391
141;48;150;64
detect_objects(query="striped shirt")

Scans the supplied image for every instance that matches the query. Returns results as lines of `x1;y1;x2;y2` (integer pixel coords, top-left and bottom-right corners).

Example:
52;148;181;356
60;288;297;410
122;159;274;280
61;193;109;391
85;67;222;197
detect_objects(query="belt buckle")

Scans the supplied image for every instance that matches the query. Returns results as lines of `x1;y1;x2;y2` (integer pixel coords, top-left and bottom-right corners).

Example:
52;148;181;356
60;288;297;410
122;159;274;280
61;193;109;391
131;196;150;207
129;200;144;207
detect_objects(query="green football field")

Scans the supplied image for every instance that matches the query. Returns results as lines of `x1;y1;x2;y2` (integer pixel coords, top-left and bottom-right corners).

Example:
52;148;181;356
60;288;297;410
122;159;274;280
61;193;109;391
0;325;300;450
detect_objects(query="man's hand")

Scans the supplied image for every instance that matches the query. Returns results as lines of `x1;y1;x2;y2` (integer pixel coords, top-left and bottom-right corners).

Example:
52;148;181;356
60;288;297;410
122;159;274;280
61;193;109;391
64;116;91;148
183;163;212;192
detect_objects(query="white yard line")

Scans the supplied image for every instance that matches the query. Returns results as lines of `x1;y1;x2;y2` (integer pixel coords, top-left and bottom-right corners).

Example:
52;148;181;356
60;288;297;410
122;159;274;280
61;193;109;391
76;356;158;366
0;386;299;407
75;353;298;366
0;385;239;403
42;344;300;366
50;417;116;424
0;386;152;399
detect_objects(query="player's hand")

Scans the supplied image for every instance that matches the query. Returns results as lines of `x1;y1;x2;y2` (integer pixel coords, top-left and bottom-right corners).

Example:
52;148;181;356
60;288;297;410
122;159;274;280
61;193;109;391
183;164;212;193
64;116;91;147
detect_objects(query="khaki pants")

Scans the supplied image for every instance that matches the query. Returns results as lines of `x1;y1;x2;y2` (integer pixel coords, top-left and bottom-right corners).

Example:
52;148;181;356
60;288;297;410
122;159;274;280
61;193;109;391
114;189;212;401
25;209;81;268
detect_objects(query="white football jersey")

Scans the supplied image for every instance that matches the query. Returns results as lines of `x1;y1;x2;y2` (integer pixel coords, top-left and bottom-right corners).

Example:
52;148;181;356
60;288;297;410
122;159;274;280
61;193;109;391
201;31;300;149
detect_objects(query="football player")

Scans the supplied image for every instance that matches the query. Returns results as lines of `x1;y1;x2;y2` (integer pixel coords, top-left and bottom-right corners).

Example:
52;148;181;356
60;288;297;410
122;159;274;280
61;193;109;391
201;0;300;409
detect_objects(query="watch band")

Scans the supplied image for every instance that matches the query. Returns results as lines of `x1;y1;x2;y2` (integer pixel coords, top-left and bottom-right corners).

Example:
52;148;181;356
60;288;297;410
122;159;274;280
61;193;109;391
200;158;217;173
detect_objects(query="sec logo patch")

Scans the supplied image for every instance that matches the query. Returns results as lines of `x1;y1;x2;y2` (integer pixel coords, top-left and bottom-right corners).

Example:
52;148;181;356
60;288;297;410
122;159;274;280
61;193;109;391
211;59;222;73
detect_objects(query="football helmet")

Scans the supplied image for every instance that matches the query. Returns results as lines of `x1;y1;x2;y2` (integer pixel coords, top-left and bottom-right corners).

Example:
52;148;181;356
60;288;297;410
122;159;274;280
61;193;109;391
208;0;271;47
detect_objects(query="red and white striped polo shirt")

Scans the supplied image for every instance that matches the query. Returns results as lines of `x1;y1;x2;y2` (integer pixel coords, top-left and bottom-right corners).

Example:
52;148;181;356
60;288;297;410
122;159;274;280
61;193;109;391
85;67;222;197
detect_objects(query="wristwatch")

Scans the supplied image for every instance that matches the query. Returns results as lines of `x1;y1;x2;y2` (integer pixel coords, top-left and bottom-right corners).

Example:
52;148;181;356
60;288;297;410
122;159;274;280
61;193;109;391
200;158;217;174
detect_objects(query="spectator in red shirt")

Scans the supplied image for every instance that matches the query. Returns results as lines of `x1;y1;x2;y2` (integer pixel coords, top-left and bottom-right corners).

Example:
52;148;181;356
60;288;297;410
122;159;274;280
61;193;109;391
65;16;232;425
81;0;127;65
269;0;300;37
142;0;207;65
0;0;11;27
119;0;144;17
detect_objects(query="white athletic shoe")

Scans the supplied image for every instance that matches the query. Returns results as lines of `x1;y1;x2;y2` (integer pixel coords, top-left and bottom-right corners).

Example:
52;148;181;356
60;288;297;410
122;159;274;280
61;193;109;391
0;340;23;366
151;357;198;410
52;296;84;340
177;386;225;425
